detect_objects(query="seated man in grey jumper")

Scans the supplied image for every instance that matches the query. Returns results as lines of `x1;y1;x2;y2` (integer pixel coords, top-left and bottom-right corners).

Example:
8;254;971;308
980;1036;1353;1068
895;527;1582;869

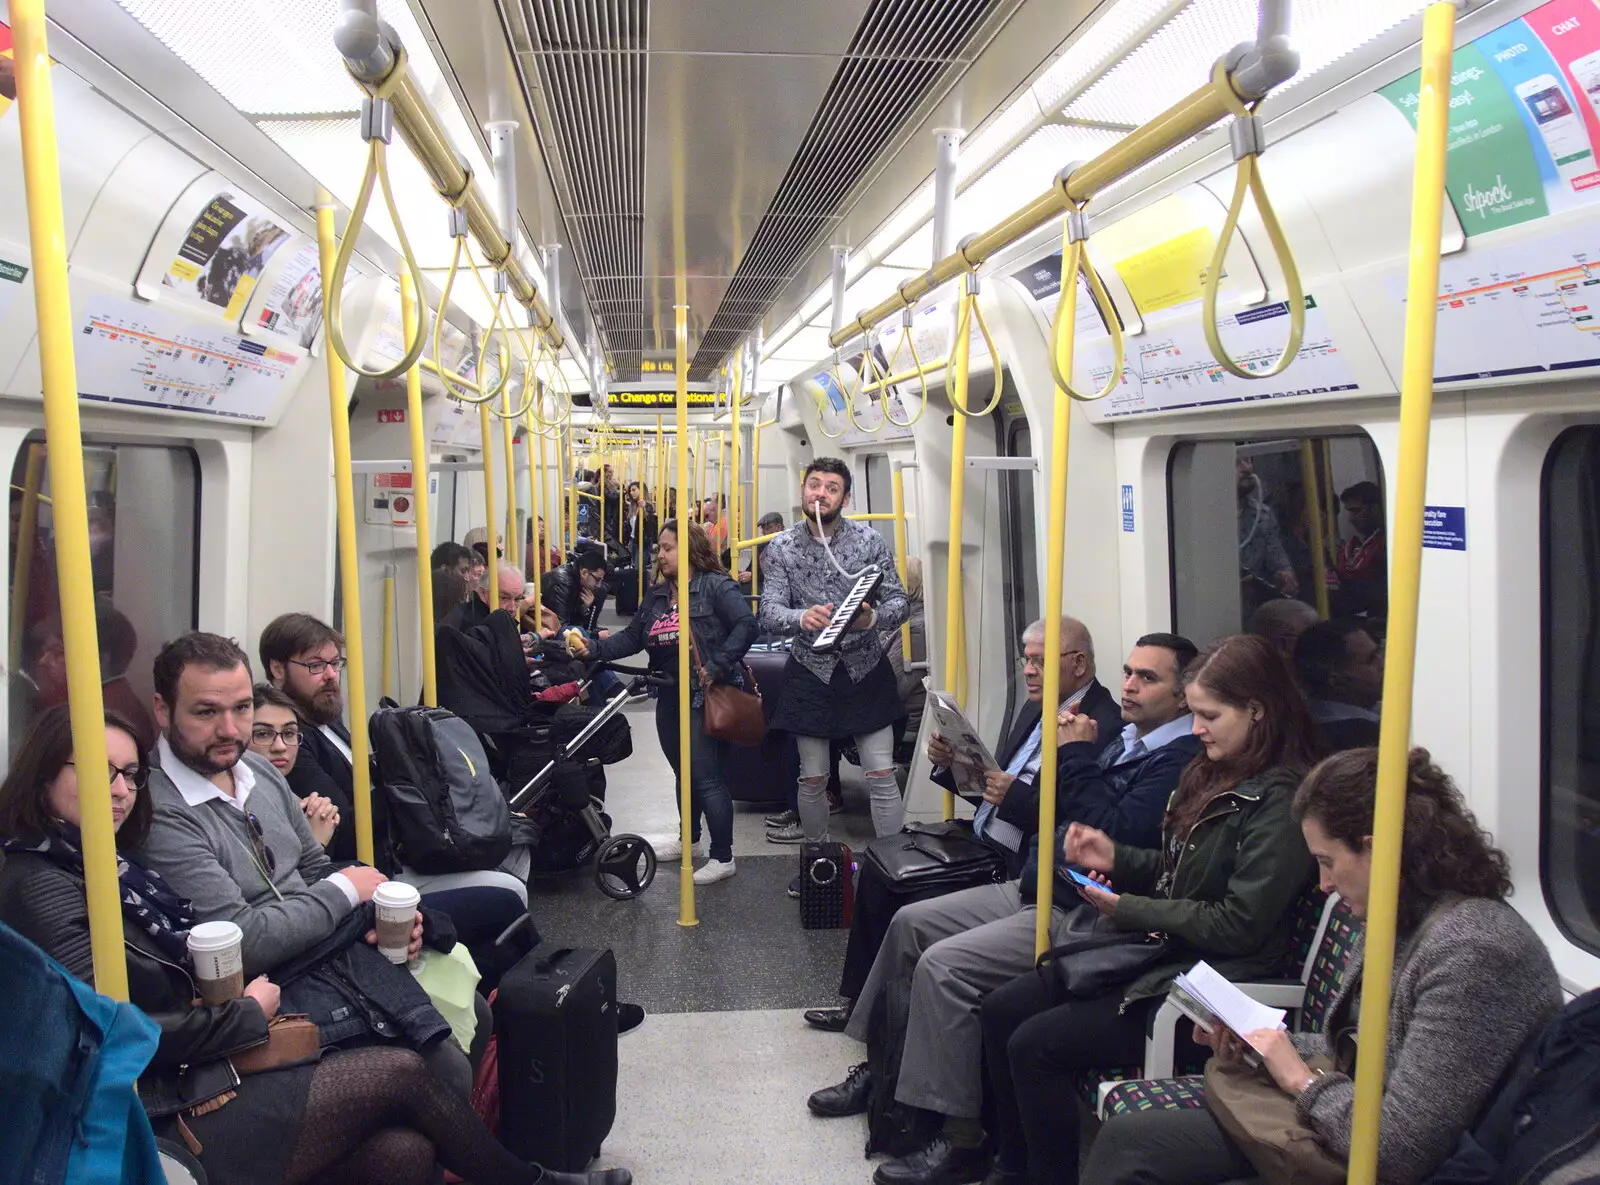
136;631;471;1095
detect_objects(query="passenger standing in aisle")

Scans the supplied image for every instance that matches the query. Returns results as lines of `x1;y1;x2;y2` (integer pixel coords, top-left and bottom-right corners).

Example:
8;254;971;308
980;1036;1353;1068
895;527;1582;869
573;520;757;885
759;458;911;889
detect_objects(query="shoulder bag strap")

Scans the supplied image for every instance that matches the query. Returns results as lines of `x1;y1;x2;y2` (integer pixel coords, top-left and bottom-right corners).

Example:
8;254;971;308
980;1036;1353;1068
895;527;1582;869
682;598;710;684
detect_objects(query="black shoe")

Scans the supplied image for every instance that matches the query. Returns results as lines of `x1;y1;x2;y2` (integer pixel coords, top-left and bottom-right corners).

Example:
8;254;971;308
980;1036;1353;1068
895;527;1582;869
807;1062;872;1117
803;1005;852;1032
872;1136;990;1185
536;1168;632;1185
787;875;801;899
765;808;799;827
617;1002;645;1034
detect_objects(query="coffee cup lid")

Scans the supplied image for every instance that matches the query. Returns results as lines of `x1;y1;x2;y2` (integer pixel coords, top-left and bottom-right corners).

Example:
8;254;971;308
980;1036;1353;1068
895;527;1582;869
187;920;243;951
373;882;421;908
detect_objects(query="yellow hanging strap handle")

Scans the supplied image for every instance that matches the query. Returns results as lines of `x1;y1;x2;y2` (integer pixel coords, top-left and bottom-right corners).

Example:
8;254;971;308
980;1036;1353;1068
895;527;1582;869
325;51;431;381
1200;57;1306;380
949;268;1007;419
813;356;850;440
1046;196;1126;402
486;317;544;421
881;308;928;428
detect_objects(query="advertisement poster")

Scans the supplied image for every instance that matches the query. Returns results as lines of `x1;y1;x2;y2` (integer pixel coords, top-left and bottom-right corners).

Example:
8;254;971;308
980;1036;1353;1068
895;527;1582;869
253;241;322;349
0;22;14;122
1380;0;1600;235
163;190;292;320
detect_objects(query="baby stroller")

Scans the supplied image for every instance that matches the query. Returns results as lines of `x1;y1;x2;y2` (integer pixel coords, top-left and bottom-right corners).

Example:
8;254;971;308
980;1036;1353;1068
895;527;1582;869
435;613;656;899
508;661;663;900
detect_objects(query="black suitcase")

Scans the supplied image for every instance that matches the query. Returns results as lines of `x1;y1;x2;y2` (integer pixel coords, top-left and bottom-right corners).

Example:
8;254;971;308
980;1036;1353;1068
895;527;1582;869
493;947;618;1171
799;842;854;929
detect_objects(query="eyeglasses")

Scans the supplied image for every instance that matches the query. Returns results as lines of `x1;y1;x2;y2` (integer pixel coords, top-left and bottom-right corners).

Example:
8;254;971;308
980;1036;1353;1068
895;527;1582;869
65;760;148;790
288;656;345;677
1018;650;1087;673
245;811;277;877
251;725;301;747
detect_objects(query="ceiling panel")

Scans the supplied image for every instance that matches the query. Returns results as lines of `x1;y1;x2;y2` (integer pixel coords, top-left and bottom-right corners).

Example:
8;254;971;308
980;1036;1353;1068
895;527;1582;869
648;0;869;55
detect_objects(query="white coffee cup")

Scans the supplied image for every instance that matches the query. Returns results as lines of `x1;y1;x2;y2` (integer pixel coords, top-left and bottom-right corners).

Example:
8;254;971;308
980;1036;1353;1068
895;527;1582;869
187;920;245;1005
372;881;422;964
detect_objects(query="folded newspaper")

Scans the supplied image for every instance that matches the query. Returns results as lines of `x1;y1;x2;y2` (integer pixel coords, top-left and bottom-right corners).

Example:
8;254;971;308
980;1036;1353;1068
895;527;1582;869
1168;962;1287;1065
923;684;999;799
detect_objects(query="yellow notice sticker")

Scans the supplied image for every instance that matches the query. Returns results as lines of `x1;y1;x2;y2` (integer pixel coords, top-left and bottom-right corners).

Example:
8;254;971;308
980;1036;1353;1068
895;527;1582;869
1113;226;1218;316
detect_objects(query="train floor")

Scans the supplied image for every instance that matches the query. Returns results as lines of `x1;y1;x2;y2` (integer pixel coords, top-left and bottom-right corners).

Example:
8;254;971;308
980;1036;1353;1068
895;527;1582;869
523;614;884;1184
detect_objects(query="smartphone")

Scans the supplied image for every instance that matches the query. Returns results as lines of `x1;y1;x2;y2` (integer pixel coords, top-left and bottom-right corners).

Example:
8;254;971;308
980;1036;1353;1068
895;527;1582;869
1569;49;1600;124
1516;74;1596;188
1065;867;1108;891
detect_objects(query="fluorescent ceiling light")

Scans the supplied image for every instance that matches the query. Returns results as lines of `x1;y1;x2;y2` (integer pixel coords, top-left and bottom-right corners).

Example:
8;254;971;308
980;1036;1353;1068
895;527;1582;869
955;125;1124;237
1030;0;1182;112
863;182;936;262
769;325;836;366
841;266;923;322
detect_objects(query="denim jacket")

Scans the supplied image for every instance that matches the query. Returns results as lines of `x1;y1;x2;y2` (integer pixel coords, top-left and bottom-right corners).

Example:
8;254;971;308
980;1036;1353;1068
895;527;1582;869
593;569;758;703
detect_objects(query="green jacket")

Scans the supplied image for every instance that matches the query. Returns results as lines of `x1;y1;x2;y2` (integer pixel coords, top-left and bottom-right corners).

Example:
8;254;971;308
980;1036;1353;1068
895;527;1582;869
1108;765;1314;1008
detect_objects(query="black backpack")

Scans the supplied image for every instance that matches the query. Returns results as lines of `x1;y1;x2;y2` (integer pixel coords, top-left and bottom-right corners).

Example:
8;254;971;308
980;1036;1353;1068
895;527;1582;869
863;973;940;1159
1427;988;1600;1184
369;705;512;874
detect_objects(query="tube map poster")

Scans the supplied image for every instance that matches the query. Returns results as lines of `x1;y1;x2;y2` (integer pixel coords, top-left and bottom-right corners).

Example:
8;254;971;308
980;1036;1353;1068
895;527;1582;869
1381;0;1600;236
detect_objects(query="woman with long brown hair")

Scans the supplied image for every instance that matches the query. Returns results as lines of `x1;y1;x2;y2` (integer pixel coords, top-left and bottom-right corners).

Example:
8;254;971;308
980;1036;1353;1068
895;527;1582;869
1082;747;1560;1185
573;519;757;884
976;634;1320;1185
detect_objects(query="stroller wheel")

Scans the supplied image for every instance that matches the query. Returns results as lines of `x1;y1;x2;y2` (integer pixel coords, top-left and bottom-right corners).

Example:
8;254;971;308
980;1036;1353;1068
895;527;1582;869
595;834;657;900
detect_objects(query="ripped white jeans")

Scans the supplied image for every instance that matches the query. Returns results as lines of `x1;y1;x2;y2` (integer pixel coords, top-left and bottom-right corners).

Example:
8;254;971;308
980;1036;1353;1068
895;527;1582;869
796;727;903;840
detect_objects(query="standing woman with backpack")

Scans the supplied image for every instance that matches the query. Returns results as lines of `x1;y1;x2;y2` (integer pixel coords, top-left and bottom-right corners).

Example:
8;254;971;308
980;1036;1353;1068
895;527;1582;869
571;519;758;885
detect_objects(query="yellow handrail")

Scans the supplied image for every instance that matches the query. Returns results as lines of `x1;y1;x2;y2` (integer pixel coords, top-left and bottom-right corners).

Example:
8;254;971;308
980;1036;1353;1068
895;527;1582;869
891;462;912;661
1299;440;1331;620
315;190;376;866
400;273;438;706
323;52;430;382
380;572;396;701
1199;57;1306;380
673;303;697;928
949;282;1007;418
1347;6;1456;1184
1046;207;1126;401
480;401;500;570
15;0;127;999
879;319;929;427
501;389;519;570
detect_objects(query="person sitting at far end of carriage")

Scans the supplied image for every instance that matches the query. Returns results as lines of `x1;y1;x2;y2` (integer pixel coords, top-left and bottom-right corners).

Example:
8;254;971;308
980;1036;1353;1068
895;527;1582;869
1082;746;1561;1185
1295;618;1384;752
802;630;1194;1037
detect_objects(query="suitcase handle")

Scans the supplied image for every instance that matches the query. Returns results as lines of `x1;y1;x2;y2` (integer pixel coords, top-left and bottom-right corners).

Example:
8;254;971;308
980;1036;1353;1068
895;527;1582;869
532;947;576;973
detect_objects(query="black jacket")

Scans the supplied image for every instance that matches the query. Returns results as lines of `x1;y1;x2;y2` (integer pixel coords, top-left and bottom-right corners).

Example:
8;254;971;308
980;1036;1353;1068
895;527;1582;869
593;569;758;689
0;850;270;1117
288;717;358;863
541;562;609;633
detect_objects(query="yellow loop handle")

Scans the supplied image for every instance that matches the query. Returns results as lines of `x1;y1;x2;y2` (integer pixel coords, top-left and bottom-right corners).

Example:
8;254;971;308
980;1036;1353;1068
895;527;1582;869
949;285;1006;418
812;359;850;440
844;339;887;435
880;318;927;428
521;329;570;432
324;137;431;380
1200;58;1306;380
431;235;483;401
1046;209;1126;401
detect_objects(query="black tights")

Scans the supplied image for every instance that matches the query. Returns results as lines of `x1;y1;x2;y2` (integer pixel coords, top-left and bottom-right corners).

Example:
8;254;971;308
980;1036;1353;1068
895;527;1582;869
284;1046;541;1185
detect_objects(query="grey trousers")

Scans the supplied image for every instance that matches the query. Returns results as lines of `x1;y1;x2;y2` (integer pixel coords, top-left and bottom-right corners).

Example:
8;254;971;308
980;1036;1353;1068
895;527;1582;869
843;880;1077;1119
1081;1106;1263;1185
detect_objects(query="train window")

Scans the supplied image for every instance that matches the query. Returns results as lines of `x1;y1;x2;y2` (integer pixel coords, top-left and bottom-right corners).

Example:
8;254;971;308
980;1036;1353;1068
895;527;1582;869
1541;427;1600;956
862;452;894;547
1167;435;1386;648
8;438;200;754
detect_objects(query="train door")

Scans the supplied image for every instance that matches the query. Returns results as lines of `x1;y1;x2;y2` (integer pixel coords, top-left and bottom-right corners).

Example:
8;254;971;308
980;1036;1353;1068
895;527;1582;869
998;403;1038;740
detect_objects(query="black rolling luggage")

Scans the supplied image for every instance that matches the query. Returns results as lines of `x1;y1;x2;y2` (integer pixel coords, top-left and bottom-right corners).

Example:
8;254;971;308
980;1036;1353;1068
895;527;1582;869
493;947;618;1171
799;842;854;929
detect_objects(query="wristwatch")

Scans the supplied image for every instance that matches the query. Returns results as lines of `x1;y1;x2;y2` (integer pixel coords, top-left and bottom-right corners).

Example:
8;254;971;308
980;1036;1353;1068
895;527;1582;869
1298;1067;1326;1096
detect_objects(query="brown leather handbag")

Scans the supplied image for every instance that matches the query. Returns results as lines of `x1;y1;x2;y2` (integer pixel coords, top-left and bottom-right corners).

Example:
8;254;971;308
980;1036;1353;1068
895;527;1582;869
230;1014;322;1076
686;621;766;747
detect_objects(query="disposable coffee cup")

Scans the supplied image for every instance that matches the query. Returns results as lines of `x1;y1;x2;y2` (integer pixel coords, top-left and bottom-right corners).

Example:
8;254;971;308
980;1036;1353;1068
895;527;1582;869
373;882;422;965
187;921;244;1005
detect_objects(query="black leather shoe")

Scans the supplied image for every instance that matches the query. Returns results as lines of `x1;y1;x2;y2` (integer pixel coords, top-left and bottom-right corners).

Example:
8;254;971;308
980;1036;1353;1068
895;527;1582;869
807;1062;872;1117
872;1136;990;1185
617;1002;645;1034
803;1005;852;1032
536;1167;632;1184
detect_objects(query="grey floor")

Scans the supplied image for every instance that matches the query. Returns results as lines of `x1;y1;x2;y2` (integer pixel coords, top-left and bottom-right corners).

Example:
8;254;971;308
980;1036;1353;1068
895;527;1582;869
538;611;884;1184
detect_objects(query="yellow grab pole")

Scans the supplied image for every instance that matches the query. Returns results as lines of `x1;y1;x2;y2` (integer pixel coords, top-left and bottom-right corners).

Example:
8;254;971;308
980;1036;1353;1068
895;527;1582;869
892;461;912;660
525;417;540;585
501;391;519;571
380;572;396;701
15;0;126;999
751;415;764;595
315;192;376;866
1299;441;1331;619
674;305;698;927
598;449;607;551
940;288;974;822
1348;6;1456;1183
10;442;44;669
400;274;437;705
567;427;578;556
1034;222;1078;959
731;367;744;552
696;429;707;517
719;431;729;545
479;402;499;572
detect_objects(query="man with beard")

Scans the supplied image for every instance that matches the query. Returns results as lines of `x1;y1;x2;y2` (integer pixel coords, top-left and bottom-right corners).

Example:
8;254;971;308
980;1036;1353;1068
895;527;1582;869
760;458;910;892
259;612;360;861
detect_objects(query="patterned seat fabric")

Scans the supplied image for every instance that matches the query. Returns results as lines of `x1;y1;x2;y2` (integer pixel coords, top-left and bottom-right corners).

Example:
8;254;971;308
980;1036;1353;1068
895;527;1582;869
1300;897;1360;1033
1100;1075;1207;1117
1286;887;1331;972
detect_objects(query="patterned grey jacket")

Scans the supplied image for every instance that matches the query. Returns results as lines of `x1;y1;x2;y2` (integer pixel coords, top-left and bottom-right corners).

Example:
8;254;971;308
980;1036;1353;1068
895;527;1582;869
758;516;909;684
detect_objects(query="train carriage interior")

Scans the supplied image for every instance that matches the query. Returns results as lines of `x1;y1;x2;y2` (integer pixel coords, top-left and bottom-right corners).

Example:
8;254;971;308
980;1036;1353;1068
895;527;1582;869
3;0;1600;1181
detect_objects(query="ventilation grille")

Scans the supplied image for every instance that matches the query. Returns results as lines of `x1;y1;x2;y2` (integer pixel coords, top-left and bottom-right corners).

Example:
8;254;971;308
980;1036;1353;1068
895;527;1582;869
517;0;646;377
688;0;1003;378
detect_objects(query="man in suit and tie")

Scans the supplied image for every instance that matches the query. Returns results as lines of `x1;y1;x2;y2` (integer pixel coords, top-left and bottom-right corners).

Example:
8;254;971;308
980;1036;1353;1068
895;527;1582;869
804;616;1121;1033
